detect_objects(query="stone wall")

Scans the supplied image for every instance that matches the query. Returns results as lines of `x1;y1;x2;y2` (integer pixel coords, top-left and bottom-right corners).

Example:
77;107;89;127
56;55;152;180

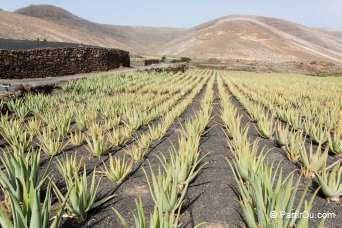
0;47;130;79
144;59;160;66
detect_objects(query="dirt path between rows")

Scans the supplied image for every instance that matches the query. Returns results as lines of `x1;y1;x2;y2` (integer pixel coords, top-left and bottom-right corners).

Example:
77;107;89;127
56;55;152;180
182;80;243;227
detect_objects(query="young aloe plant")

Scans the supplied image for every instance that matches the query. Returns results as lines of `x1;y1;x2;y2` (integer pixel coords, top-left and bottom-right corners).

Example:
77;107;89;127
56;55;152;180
288;110;303;130
0;149;50;205
0;149;67;228
14;104;30;120
54;114;71;138
230;160;324;228
274;122;288;148
126;111;143;131
56;154;83;178
38;125;67;156
0;117;32;152
305;121;329;144
0;180;70;228
222;112;242;140
99;155;133;183
103;116;121;131
158;147;207;192
285;130;303;162
25;117;42;137
69;131;85;146
126;144;145;162
9;131;32;153
7;98;30;120
148;123;165;141
75;110;88;130
136;133;152;150
327;128;342;157
300;144;329;178
315;163;341;203
85;124;108;157
113;198;181;228
227;134;266;182
107;127;129;148
245;103;263;122
53;165;115;223
143;165;187;214
256;111;275;139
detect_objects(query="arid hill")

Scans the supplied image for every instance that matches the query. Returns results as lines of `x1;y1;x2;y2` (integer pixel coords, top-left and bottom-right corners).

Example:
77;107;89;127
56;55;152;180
1;5;342;63
1;5;186;53
155;15;342;63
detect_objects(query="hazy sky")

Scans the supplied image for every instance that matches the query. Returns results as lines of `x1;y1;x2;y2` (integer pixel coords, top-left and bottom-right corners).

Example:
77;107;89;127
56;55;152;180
1;0;341;29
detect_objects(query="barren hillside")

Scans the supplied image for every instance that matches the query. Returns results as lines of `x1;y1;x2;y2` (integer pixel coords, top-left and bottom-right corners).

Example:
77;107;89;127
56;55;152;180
0;5;186;53
155;15;342;63
1;5;342;63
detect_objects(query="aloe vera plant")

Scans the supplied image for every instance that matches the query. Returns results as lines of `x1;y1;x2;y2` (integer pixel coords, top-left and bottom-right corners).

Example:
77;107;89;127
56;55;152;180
38;125;66;156
103;116;121;130
99;155;133;183
136;133;152;150
113;198;181;228
256;111;275;139
107;127;129;148
54;114;71;138
245;103;263;122
56;154;83;178
0;118;25;148
158;147;207;192
285;130;303;162
0;149;49;207
222;109;242;140
227;132;266;182
305;121;329;144
85;124;108;157
274;122;288;148
126;144;145;161
315;163;341;202
7;129;32;153
148;123;164;141
14;104;30;120
0;149;67;228
230;161;324;228
288;111;303;130
53;165;114;223
143;165;186;213
25;117;42;137
75;109;89;130
327;128;342;156
69;131;85;146
7;99;30;119
0;180;70;228
300;144;329;178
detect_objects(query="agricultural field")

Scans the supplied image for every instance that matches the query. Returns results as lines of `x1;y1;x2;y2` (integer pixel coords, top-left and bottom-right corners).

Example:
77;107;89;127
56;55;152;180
0;69;341;227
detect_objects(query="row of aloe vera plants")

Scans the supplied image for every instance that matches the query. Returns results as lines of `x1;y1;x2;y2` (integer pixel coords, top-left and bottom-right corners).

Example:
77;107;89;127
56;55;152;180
113;76;215;227
221;75;341;203
217;75;326;227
